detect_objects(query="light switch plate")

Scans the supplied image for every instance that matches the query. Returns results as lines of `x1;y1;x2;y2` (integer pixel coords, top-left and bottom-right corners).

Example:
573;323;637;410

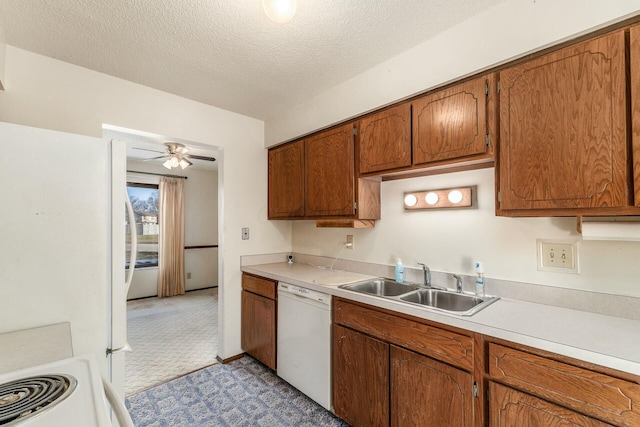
537;239;579;274
242;227;250;240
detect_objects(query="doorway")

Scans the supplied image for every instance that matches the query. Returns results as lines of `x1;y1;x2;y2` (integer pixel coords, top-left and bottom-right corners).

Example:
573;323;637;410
104;125;221;396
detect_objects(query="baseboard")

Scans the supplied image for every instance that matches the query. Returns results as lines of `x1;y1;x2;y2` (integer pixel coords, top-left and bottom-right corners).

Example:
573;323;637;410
216;353;244;364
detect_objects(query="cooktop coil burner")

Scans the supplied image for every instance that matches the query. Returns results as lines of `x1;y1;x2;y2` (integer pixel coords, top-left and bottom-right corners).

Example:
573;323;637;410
0;374;77;426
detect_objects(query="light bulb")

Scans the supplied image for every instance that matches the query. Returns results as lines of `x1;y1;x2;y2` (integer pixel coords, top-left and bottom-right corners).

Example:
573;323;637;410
448;190;463;204
404;194;418;207
425;192;439;205
263;0;296;23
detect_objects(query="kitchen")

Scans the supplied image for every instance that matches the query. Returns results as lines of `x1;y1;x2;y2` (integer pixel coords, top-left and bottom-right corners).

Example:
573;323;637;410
1;1;640;426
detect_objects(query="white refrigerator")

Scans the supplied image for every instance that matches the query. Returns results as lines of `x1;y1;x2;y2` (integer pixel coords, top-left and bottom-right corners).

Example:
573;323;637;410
0;121;128;397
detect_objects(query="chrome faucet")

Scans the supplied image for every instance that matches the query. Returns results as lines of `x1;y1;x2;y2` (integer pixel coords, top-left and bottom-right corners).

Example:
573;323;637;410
417;263;431;287
453;274;463;293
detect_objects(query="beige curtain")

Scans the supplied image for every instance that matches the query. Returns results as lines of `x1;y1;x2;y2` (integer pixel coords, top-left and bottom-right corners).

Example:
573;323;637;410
157;177;185;297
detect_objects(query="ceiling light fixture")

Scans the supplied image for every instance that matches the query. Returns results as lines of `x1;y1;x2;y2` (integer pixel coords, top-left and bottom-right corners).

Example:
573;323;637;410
404;187;475;210
162;154;191;170
262;0;297;23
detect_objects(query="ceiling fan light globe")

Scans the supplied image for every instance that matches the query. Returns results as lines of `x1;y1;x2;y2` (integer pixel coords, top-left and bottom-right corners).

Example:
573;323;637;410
169;156;180;168
162;159;173;169
179;158;192;169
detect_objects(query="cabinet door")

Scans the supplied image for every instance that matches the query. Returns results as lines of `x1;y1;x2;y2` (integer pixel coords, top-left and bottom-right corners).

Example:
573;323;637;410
391;346;473;427
305;124;355;217
268;141;305;218
412;75;490;166
499;30;628;211
241;290;276;370
359;104;412;174
333;325;389;427
631;24;640;207
490;382;613;427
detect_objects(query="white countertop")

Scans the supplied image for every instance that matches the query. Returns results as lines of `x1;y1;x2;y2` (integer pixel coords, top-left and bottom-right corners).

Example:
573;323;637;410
242;262;640;376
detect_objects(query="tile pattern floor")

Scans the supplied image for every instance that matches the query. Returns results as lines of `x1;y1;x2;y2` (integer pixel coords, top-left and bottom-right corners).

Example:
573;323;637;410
126;288;218;396
126;355;349;427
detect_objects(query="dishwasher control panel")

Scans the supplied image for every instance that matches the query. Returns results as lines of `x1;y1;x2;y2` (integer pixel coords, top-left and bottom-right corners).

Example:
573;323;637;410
278;282;331;304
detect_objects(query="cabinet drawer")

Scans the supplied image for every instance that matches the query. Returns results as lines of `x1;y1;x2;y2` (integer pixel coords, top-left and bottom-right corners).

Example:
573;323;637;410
334;298;473;371
242;273;276;299
489;343;640;426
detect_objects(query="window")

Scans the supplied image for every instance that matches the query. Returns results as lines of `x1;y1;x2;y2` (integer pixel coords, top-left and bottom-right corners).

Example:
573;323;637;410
126;183;159;268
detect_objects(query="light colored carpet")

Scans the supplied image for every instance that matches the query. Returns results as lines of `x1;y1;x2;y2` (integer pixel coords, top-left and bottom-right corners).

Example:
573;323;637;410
125;288;218;396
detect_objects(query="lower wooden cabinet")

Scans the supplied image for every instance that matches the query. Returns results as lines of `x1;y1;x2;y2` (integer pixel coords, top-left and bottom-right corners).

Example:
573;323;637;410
241;273;277;370
333;324;389;427
332;298;478;427
489;382;613;427
391;345;473;426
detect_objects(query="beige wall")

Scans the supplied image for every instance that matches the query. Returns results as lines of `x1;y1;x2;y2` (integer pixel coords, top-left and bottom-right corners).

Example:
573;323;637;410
0;46;292;359
293;168;640;298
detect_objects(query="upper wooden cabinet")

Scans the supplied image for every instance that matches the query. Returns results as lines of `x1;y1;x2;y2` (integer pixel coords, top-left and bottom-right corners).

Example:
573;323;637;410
358;104;412;174
631;24;640;207
498;29;631;214
268;123;381;225
413;74;494;166
268;140;305;219
306;123;355;217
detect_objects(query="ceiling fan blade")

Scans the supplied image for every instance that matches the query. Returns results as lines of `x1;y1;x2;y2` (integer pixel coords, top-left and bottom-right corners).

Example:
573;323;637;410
133;147;166;154
142;155;169;161
185;154;216;162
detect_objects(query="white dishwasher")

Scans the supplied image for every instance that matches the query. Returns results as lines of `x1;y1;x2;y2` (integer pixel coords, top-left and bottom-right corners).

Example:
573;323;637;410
277;282;332;410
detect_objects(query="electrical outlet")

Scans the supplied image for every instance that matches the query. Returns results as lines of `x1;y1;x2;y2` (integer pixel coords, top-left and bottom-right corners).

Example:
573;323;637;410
346;234;353;249
242;227;250;240
537;240;578;273
187;272;192;279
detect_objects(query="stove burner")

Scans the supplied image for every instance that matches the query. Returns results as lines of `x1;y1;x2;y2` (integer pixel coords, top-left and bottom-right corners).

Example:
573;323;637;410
0;374;76;426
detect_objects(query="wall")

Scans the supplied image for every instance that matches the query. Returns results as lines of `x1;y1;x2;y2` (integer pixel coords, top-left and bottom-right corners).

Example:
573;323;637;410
0;20;5;90
292;169;640;298
125;160;219;300
0;46;292;361
266;0;640;145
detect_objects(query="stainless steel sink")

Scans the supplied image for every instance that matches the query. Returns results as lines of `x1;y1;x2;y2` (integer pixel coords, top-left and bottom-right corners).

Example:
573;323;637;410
339;278;499;316
399;288;498;315
340;279;418;297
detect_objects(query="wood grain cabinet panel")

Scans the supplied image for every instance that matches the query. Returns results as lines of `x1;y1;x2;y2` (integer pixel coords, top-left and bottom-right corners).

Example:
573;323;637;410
412;75;491;166
490;382;613;427
333;324;389;427
305;123;355;217
241;273;277;370
359;104;412;174
630;24;640;207
268;141;305;219
489;343;640;426
499;30;629;212
391;346;473;427
334;298;474;371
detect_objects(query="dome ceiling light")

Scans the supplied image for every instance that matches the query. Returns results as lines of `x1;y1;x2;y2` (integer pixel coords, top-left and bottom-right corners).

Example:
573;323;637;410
262;0;297;23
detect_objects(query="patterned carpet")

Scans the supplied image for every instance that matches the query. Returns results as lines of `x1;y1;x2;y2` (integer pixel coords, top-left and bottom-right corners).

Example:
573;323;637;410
126;288;218;396
126;355;348;427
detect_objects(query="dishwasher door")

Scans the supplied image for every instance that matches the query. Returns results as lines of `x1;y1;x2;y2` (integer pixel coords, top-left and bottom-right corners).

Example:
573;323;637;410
277;282;332;410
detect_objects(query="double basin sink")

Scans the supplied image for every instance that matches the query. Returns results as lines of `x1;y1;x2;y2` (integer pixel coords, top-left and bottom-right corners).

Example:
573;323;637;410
339;278;499;316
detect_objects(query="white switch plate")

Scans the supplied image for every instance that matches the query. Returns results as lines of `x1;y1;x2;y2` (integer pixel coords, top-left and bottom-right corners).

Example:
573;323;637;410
242;227;250;240
537;239;579;274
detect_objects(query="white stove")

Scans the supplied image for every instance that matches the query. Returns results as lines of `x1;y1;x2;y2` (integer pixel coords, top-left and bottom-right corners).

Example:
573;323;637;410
0;355;114;427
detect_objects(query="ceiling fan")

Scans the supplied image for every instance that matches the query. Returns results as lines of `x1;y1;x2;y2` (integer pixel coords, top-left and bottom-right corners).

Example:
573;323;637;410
134;142;216;170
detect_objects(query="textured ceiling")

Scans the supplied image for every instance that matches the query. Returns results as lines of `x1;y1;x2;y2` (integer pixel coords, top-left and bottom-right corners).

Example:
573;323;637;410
0;0;505;121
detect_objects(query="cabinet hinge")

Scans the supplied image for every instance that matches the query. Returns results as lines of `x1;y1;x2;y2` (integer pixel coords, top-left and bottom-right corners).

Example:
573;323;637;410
497;80;501;94
354;202;357;210
473;382;479;398
485;134;490;147
497;191;501;203
353;128;358;136
486;385;490;402
485;83;489;97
